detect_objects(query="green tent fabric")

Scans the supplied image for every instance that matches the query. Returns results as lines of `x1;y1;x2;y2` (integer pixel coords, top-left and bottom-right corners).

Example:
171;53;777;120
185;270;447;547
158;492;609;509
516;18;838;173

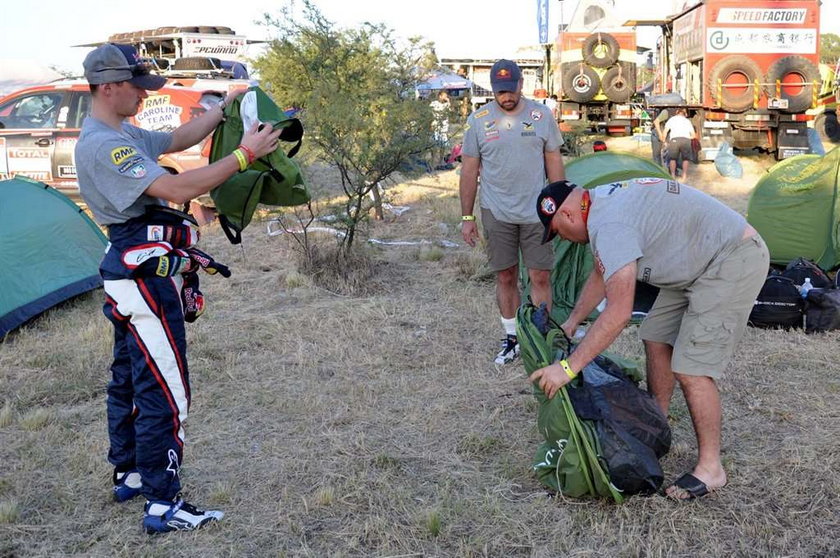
747;147;840;269
522;152;671;324
516;303;624;502
209;86;310;244
0;177;107;336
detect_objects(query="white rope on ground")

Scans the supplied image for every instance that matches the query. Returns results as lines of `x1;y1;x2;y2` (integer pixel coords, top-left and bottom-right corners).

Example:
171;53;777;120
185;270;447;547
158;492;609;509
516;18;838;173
266;220;459;248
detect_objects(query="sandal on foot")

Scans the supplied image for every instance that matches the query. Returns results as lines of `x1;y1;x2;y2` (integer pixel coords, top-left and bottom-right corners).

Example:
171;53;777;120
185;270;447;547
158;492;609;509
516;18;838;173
666;473;716;500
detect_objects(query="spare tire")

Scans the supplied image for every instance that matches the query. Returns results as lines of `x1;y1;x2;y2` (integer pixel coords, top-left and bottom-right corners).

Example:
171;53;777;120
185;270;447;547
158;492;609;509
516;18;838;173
764;56;821;113
602;62;636;103
171;57;221;71
562;64;601;103
582;33;620;68
707;55;762;112
215;26;235;35
198;26;218;34
815;112;840;144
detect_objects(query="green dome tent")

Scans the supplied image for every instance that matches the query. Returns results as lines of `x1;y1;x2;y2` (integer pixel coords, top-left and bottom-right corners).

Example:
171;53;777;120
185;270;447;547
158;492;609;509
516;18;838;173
747;147;840;270
0;177;107;337
522;152;671;324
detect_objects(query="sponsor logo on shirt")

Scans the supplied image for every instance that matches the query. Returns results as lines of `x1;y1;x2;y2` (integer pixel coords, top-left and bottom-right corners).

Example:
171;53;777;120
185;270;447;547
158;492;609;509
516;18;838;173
607;182;627;195
484;120;497;131
522;122;534;130
485;130;500;140
476;109;490;119
118;156;144;174
111;146;138;165
643;267;652;282
667;181;681;194
530;110;542;121
636;177;663;185
129;164;147;178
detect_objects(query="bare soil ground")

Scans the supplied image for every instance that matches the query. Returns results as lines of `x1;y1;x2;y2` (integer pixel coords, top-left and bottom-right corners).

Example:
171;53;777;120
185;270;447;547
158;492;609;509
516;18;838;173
1;138;838;557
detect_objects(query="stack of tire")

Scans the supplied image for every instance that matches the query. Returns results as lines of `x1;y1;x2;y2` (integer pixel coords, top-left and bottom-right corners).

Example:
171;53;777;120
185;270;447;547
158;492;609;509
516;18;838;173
707;55;821;114
561;33;636;104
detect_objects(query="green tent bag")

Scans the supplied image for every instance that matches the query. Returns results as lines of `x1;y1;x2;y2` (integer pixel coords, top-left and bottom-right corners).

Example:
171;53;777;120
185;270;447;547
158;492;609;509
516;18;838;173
209;87;310;244
516;303;624;502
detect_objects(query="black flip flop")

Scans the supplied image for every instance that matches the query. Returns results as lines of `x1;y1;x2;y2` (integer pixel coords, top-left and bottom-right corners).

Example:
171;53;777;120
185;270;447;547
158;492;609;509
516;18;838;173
667;473;711;500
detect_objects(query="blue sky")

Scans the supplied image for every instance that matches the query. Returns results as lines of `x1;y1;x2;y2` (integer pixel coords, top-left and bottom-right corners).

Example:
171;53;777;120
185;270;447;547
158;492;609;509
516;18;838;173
1;0;838;77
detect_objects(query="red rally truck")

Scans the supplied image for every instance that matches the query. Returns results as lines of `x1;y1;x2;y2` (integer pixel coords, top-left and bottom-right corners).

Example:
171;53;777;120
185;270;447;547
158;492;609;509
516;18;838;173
645;0;822;160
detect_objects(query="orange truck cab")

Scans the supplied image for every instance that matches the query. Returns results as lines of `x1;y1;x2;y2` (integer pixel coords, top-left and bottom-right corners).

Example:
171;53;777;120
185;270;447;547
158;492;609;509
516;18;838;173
645;0;822;160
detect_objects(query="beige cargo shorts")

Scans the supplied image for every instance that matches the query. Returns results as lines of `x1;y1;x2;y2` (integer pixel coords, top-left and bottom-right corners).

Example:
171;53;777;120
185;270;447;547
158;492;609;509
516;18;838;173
639;235;769;378
480;208;554;272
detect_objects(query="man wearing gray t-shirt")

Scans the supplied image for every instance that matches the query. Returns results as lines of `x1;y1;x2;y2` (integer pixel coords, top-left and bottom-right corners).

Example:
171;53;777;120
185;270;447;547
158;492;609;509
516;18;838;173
530;178;768;501
459;59;565;365
76;43;282;534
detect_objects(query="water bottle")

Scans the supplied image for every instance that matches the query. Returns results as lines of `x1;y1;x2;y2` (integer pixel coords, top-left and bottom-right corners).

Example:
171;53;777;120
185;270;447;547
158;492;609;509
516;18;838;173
800;277;813;299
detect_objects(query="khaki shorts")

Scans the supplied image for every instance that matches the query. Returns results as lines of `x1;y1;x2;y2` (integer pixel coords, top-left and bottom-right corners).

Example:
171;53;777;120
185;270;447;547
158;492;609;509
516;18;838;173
638;235;769;378
481;208;554;272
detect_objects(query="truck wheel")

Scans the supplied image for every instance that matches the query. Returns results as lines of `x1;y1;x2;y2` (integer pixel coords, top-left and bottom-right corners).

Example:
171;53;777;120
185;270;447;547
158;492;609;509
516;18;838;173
815;112;840;144
707;55;762;112
562;65;601;103
764;56;821;113
582;33;620;68
171;57;222;71
602;63;635;103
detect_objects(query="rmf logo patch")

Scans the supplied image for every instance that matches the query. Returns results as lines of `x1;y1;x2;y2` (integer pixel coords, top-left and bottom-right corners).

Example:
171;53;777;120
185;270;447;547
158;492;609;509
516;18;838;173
111;146;138;165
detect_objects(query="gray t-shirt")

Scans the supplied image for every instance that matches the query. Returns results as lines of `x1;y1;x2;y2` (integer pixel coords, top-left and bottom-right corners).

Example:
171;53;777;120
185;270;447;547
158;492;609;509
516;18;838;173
587;177;746;290
76;117;172;225
462;98;563;224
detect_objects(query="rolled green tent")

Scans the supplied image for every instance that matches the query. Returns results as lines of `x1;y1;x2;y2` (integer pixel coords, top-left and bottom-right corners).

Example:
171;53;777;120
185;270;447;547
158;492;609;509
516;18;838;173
0;177;107;336
747;147;840;269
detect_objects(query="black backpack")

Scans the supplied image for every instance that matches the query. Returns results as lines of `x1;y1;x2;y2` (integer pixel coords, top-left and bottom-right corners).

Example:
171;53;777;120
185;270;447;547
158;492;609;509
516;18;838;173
749;274;804;329
781;257;831;289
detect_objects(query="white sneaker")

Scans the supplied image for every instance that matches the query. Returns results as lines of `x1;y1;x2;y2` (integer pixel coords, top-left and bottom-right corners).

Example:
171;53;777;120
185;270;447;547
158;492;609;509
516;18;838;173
143;498;224;534
494;335;520;365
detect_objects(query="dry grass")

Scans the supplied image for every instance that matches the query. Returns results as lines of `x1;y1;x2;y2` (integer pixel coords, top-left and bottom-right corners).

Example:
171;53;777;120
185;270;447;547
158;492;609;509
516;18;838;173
1;140;838;557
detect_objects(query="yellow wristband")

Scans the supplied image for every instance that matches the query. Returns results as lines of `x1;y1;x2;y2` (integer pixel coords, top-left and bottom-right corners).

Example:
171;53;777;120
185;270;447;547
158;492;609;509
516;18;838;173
461;215;476;221
232;149;248;172
559;359;577;380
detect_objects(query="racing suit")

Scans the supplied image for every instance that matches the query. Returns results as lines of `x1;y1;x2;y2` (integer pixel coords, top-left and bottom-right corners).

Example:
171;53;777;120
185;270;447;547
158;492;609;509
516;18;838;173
76;117;223;501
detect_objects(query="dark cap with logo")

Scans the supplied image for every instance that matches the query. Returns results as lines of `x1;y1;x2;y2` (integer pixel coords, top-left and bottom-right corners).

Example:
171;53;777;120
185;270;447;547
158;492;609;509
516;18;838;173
490;59;522;93
537;180;577;244
83;43;166;90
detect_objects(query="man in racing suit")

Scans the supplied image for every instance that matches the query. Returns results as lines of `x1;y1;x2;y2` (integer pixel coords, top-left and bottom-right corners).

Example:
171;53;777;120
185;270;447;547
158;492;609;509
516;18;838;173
76;43;282;534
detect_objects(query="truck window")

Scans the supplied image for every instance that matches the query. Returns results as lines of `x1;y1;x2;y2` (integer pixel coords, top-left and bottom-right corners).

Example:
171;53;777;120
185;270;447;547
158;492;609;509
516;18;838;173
0;93;64;129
